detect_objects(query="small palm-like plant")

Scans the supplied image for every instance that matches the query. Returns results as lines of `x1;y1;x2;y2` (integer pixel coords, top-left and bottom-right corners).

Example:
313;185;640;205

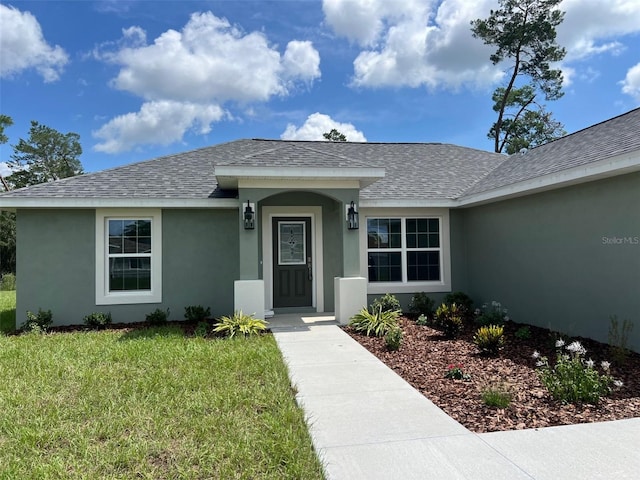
213;311;268;338
473;324;505;355
349;306;400;337
434;303;463;338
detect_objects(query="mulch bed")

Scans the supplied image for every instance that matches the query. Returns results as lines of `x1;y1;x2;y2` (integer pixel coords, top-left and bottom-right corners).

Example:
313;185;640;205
344;317;640;433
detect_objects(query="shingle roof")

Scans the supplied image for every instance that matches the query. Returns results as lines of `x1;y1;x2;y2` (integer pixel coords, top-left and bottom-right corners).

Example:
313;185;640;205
0;140;506;201
1;107;638;203
463;107;640;196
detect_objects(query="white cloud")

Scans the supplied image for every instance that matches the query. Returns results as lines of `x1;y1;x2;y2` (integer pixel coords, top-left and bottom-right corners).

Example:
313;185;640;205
621;63;640;102
324;0;502;90
0;162;11;177
101;12;320;103
281;112;367;142
322;0;640;91
558;0;640;61
93;11;321;152
282;40;321;83
93;100;226;153
0;4;68;82
322;0;413;47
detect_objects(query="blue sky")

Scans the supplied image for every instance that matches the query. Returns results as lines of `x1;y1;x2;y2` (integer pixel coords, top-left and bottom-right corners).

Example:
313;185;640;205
1;0;639;175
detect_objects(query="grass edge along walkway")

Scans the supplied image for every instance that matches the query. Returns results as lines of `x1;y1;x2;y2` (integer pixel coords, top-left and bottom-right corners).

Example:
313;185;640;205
0;326;325;479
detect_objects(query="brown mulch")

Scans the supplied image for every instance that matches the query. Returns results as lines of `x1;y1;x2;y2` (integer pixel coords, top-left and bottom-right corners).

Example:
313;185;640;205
344;317;640;433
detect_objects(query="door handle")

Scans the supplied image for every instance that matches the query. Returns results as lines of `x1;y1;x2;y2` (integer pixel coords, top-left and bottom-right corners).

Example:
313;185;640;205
307;256;313;281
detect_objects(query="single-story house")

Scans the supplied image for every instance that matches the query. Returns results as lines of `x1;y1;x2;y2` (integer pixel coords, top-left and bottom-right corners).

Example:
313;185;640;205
1;108;638;349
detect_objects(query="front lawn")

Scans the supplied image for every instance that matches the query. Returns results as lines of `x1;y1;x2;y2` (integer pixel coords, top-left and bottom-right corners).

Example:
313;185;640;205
0;327;324;479
0;290;16;333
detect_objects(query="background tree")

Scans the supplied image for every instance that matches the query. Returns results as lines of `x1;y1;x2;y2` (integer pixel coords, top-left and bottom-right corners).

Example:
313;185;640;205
471;0;567;154
0;114;13;191
0;115;15;273
323;129;347;142
7;120;83;188
1;120;84;274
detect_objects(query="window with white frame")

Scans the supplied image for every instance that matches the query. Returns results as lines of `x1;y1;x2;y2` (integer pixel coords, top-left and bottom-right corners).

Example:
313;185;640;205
96;209;162;305
108;219;152;291
367;217;441;283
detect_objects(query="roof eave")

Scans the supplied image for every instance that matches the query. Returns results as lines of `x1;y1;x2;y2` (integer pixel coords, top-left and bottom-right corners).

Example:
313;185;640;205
457;150;640;207
0;197;239;210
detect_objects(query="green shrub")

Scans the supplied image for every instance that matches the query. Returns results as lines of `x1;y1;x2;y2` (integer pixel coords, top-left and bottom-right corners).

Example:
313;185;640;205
408;292;434;317
146;308;169;325
482;385;512;408
349;307;400;337
608;315;634;365
434;303;463;338
475;300;509;326
83;312;112;329
384;325;403;351
473;324;505;355
194;321;210;338
370;293;401;313
444;363;470;381
443;291;473;315
515;325;531;340
415;314;429;326
213;311;268;338
22;308;53;333
1;273;16;291
534;340;622;404
184;305;211;323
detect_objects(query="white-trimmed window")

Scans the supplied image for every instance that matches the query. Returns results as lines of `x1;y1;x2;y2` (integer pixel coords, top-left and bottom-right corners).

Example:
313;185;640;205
96;209;162;305
367;217;442;284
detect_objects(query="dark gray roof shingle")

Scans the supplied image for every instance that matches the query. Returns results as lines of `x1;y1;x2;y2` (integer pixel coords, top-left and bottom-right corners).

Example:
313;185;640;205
463;107;640;196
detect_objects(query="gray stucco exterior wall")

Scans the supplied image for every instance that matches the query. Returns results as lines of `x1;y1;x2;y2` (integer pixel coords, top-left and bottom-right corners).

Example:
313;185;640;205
461;172;640;351
162;209;238;318
16;208;238;326
17;209;96;326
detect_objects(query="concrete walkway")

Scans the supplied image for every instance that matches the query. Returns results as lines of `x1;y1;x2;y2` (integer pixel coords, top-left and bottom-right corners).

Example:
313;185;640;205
270;314;640;480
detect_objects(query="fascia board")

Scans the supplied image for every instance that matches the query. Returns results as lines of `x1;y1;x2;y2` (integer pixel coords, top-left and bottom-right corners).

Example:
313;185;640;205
0;197;239;210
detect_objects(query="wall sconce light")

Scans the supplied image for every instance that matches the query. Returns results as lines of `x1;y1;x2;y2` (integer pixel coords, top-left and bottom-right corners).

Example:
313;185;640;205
244;201;255;230
346;201;359;230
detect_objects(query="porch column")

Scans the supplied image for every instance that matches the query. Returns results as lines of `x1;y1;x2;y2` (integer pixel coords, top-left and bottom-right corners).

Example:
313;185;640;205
235;197;264;317
334;196;367;324
238;200;259;280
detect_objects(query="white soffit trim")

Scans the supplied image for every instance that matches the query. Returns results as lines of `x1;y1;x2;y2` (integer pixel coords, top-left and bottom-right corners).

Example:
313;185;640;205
238;178;360;189
360;198;457;208
0;197;238;210
215;165;385;189
458;151;640;207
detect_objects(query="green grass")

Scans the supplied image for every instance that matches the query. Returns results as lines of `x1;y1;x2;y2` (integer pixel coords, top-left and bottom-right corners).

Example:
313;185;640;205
481;385;512;408
0;327;325;479
0;290;16;333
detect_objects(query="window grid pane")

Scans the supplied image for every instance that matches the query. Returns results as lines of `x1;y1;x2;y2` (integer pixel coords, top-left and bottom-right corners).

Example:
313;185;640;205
367;218;401;249
107;218;152;292
406;218;440;249
407;251;440;281
368;252;402;282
